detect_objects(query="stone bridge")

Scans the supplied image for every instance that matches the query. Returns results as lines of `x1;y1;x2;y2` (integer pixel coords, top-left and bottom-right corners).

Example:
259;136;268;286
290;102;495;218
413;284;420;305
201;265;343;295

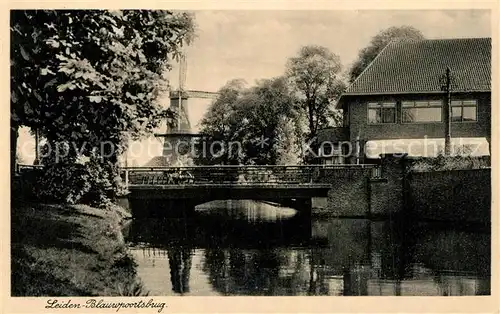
16;163;381;217
118;164;380;216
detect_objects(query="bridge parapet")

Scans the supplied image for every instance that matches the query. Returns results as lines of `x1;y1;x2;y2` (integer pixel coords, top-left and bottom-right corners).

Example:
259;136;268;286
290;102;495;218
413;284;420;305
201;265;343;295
15;163;381;188
121;164;379;187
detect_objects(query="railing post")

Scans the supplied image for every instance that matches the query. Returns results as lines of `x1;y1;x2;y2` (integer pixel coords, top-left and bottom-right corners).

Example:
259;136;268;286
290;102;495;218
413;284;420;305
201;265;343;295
125;169;129;188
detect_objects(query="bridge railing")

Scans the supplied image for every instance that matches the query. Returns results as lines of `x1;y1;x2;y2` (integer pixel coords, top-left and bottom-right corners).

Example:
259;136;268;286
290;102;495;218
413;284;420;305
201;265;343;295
15;163;382;186
16;164;44;175
121;164;379;186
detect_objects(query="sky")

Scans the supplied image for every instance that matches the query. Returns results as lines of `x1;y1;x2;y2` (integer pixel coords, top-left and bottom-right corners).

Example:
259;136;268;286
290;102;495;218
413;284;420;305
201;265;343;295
17;9;492;165
167;9;492;137
176;10;491;92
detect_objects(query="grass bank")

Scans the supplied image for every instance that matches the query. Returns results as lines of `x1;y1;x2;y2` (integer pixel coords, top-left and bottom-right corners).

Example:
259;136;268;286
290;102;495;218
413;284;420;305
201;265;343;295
11;200;145;296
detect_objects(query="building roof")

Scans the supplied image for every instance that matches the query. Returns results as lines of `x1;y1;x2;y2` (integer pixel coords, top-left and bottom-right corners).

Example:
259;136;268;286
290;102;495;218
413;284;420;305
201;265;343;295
344;37;491;96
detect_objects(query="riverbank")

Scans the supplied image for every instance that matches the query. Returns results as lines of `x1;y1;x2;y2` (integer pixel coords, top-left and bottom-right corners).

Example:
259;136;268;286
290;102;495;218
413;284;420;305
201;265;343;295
10;200;144;296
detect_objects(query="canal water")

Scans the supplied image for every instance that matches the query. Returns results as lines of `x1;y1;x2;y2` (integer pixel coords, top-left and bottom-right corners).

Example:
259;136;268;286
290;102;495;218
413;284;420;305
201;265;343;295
123;200;490;296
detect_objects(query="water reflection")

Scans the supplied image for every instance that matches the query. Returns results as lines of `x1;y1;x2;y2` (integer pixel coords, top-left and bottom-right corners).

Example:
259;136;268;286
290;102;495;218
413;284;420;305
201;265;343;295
196;200;298;222
167;247;192;294
126;200;490;296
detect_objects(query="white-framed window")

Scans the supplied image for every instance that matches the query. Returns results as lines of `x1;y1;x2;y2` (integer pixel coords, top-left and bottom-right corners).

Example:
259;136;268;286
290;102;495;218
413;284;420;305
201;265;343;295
343;107;350;127
451;100;477;122
367;102;396;124
319;142;342;157
402;100;443;123
322;156;345;165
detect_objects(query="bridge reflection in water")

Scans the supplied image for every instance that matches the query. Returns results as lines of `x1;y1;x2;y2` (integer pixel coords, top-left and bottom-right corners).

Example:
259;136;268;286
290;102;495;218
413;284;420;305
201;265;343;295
124;200;490;296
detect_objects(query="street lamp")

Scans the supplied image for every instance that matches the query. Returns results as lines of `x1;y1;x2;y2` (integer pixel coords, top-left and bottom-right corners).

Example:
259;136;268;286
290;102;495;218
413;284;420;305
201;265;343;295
439;67;457;156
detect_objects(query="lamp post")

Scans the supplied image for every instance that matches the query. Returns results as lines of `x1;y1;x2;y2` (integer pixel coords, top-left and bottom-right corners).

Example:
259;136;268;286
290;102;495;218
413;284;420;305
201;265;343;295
34;128;40;165
439;67;455;156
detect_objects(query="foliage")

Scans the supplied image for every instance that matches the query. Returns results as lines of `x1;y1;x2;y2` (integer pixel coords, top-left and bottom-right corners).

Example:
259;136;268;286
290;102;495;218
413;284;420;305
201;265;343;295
116;279;150;297
275;115;305;165
286;45;346;138
195;79;247;165
198;45;347;165
16;152;24;164
409;155;490;172
11;10;195;205
11;10;194;139
236;77;303;165
348;25;424;83
285;45;346;162
33;162;92;205
31;141;127;206
196;77;304;165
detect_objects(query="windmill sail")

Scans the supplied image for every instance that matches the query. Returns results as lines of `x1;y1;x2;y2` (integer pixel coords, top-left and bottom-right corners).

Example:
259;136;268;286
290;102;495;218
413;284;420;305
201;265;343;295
170;52;191;133
150;52;220;166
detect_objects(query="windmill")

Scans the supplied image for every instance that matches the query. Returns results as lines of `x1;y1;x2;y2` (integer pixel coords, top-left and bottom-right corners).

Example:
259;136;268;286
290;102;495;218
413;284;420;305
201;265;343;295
151;51;219;166
167;52;219;134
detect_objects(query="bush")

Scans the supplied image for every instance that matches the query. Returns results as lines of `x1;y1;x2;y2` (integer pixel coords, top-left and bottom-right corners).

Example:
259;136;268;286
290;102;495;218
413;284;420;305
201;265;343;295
12;168;43;201
33;162;92;204
115;279;149;297
409;154;490;172
25;143;127;208
78;158;128;208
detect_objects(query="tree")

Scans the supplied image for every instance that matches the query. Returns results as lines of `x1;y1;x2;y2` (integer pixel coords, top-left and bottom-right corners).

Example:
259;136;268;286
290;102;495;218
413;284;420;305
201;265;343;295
196;77;302;165
285;45;346;162
349;26;424;83
195;79;247;165
235;77;302;165
11;10;195;205
275;115;304;165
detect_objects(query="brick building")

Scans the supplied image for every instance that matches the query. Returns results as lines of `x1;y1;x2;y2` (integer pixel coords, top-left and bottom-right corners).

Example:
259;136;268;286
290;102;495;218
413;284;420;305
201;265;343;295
318;37;491;164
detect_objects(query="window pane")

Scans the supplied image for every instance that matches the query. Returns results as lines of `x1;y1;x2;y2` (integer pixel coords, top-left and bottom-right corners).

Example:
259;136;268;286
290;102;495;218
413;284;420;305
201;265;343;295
381;108;395;123
402;101;414;107
402;109;415;122
452;106;462;122
415;101;428;107
403;108;441;122
463;100;477;106
463;106;477;121
332;145;342;155
333;156;344;164
451;100;462;107
322;144;332;155
368;109;380;123
382;102;396;108
368;103;380;108
429;101;442;107
418;107;441;122
343;108;349;127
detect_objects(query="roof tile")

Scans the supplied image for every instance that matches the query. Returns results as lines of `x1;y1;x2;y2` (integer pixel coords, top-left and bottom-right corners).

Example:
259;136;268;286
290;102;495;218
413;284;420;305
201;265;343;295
345;38;491;95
